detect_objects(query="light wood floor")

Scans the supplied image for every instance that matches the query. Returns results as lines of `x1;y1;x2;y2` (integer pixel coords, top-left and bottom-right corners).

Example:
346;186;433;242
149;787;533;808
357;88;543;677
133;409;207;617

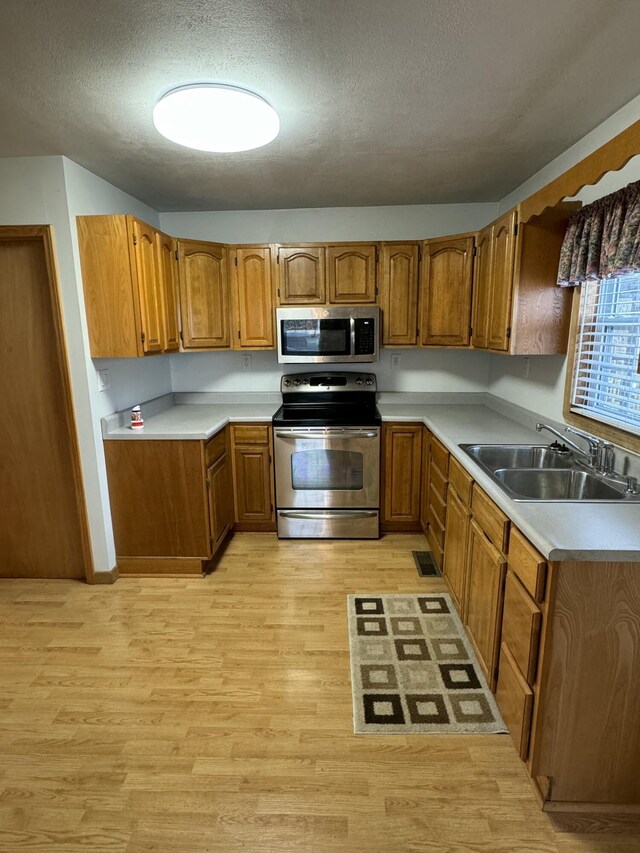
1;533;638;852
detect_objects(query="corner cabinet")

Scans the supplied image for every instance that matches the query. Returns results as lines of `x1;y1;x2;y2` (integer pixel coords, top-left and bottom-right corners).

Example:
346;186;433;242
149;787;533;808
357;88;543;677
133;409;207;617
230;245;275;349
471;203;579;354
177;239;230;349
379;242;420;346
420;234;475;347
77;215;180;358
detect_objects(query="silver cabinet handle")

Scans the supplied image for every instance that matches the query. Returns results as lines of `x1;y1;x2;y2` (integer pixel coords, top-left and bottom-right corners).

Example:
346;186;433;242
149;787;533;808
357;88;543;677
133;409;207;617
279;510;378;520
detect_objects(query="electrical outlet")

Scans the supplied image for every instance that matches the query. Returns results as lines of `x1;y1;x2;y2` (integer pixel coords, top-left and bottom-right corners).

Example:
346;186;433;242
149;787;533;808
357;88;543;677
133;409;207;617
391;353;402;370
241;354;252;371
97;368;110;391
522;357;531;379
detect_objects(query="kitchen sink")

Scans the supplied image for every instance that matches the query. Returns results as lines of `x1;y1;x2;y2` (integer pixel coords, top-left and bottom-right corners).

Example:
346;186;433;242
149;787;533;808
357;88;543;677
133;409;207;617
459;443;637;502
463;444;572;471
493;468;626;501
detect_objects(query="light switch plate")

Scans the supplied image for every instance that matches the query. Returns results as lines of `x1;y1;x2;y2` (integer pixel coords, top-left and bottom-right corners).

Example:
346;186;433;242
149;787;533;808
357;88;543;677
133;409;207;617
97;368;110;391
241;355;252;371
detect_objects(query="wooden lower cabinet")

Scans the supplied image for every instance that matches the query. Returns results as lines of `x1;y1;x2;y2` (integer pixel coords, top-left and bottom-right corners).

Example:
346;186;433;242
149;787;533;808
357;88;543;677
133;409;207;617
104;431;233;574
442;487;471;616
381;423;422;532
496;641;534;760
464;519;507;690
419;427;431;536
231;424;276;531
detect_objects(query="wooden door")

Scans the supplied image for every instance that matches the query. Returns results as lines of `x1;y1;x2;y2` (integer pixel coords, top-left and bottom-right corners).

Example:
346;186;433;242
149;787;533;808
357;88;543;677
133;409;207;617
382;424;422;531
156;231;180;352
419;426;431;536
178;240;230;348
130;218;163;353
379;242;419;345
442;488;471;616
0;227;90;579
421;235;474;347
465;519;507;690
487;210;517;351
232;246;275;348
233;446;274;526
277;246;325;304
471;225;493;349
207;452;232;553
328;244;377;303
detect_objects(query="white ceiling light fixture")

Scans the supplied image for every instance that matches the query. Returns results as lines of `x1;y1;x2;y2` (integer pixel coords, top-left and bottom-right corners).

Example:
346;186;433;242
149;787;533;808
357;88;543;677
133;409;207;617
153;84;280;153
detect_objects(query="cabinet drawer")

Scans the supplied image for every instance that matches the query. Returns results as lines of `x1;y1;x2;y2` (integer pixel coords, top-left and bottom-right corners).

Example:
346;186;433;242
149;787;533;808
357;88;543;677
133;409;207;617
502;570;542;685
429;460;448;503
204;428;227;467
508;527;547;603
471;486;509;554
496;642;534;760
427;495;446;549
430;434;449;476
449;456;473;505
232;424;270;445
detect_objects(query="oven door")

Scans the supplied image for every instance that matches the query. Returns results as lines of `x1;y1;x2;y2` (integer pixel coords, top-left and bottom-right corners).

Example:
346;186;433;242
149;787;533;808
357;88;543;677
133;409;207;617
273;427;380;509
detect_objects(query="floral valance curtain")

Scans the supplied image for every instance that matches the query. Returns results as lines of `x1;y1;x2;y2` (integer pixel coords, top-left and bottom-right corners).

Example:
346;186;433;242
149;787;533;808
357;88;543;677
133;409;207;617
557;179;640;286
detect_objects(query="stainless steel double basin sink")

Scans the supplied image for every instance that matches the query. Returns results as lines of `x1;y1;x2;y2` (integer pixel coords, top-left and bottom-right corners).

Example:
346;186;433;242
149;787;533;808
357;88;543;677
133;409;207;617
459;444;637;502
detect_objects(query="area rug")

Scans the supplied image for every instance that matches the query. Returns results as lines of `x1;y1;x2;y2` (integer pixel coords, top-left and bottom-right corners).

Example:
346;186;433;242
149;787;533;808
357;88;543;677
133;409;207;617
347;593;507;734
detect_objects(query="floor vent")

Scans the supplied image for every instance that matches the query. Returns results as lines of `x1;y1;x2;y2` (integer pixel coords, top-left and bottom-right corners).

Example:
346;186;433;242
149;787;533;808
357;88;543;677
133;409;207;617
412;550;441;577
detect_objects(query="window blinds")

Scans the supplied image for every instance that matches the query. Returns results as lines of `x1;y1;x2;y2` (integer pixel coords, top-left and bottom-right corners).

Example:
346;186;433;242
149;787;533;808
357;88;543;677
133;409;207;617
571;274;640;432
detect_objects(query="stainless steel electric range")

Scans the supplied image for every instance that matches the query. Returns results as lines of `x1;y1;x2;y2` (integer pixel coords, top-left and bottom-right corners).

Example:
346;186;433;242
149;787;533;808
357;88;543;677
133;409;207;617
272;372;381;539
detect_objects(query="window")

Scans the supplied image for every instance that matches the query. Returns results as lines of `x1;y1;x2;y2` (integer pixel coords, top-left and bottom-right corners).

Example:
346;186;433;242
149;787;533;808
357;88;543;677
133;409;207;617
570;272;640;434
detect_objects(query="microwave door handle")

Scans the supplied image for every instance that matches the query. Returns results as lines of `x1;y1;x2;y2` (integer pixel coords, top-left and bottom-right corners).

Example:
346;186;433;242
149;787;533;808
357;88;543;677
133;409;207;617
350;316;356;356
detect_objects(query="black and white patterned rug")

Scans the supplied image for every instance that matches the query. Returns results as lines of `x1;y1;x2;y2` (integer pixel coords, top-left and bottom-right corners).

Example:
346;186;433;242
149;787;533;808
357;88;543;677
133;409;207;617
347;593;507;734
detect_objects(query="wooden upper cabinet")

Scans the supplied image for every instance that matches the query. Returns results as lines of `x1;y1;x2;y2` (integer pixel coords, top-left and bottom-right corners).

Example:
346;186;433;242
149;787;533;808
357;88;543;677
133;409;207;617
77;214;176;358
131;219;163;353
277;246;326;304
178;239;230;349
379;242;419;346
155;231;180;352
487;210;517;352
231;246;275;349
420;235;475;347
471;225;493;349
328;244;377;303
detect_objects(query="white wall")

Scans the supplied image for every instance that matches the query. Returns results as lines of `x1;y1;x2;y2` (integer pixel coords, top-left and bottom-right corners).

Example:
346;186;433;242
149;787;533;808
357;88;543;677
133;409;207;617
170;348;492;394
159;203;497;243
489;152;640;422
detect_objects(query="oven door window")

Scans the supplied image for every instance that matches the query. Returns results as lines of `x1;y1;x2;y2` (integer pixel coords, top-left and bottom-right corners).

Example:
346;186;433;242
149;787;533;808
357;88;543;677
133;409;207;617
291;449;364;490
280;319;351;356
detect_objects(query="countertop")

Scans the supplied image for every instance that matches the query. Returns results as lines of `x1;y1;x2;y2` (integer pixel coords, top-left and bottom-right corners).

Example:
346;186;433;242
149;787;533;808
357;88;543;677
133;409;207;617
102;392;640;562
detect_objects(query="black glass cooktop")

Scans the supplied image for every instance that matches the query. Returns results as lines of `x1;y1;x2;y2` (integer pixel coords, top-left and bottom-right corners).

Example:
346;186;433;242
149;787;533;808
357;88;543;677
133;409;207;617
272;403;381;428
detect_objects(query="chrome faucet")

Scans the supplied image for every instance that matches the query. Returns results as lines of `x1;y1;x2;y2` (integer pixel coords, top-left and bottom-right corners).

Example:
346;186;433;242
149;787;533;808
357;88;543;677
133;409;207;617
535;423;595;465
564;426;605;470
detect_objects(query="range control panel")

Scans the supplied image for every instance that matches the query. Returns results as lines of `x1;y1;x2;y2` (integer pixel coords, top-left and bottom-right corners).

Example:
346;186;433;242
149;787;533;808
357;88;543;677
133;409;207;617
281;372;377;393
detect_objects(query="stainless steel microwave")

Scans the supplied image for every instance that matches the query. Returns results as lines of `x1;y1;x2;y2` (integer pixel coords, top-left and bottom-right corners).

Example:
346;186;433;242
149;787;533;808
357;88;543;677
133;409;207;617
276;306;379;364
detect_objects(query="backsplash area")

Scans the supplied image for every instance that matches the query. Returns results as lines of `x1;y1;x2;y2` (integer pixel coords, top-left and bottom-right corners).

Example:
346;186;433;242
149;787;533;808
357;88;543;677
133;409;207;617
168;348;493;394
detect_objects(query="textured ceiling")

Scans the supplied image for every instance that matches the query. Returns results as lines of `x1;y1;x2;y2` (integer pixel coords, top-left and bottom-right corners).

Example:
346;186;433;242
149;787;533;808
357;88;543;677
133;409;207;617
1;0;640;210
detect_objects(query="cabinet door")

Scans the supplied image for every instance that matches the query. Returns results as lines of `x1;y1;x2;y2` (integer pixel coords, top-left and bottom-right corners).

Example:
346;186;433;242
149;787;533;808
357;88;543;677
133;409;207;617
328;244;377;303
232;246;275;348
178;240;230;348
130;218;163;353
465;519;507;690
419;426;431;536
421;236;474;347
442;487;471;617
277;247;325;304
471;225;493;349
156;231;180;352
379;243;419;346
487;210;517;351
382;424;422;531
207;451;232;554
233;445;274;525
